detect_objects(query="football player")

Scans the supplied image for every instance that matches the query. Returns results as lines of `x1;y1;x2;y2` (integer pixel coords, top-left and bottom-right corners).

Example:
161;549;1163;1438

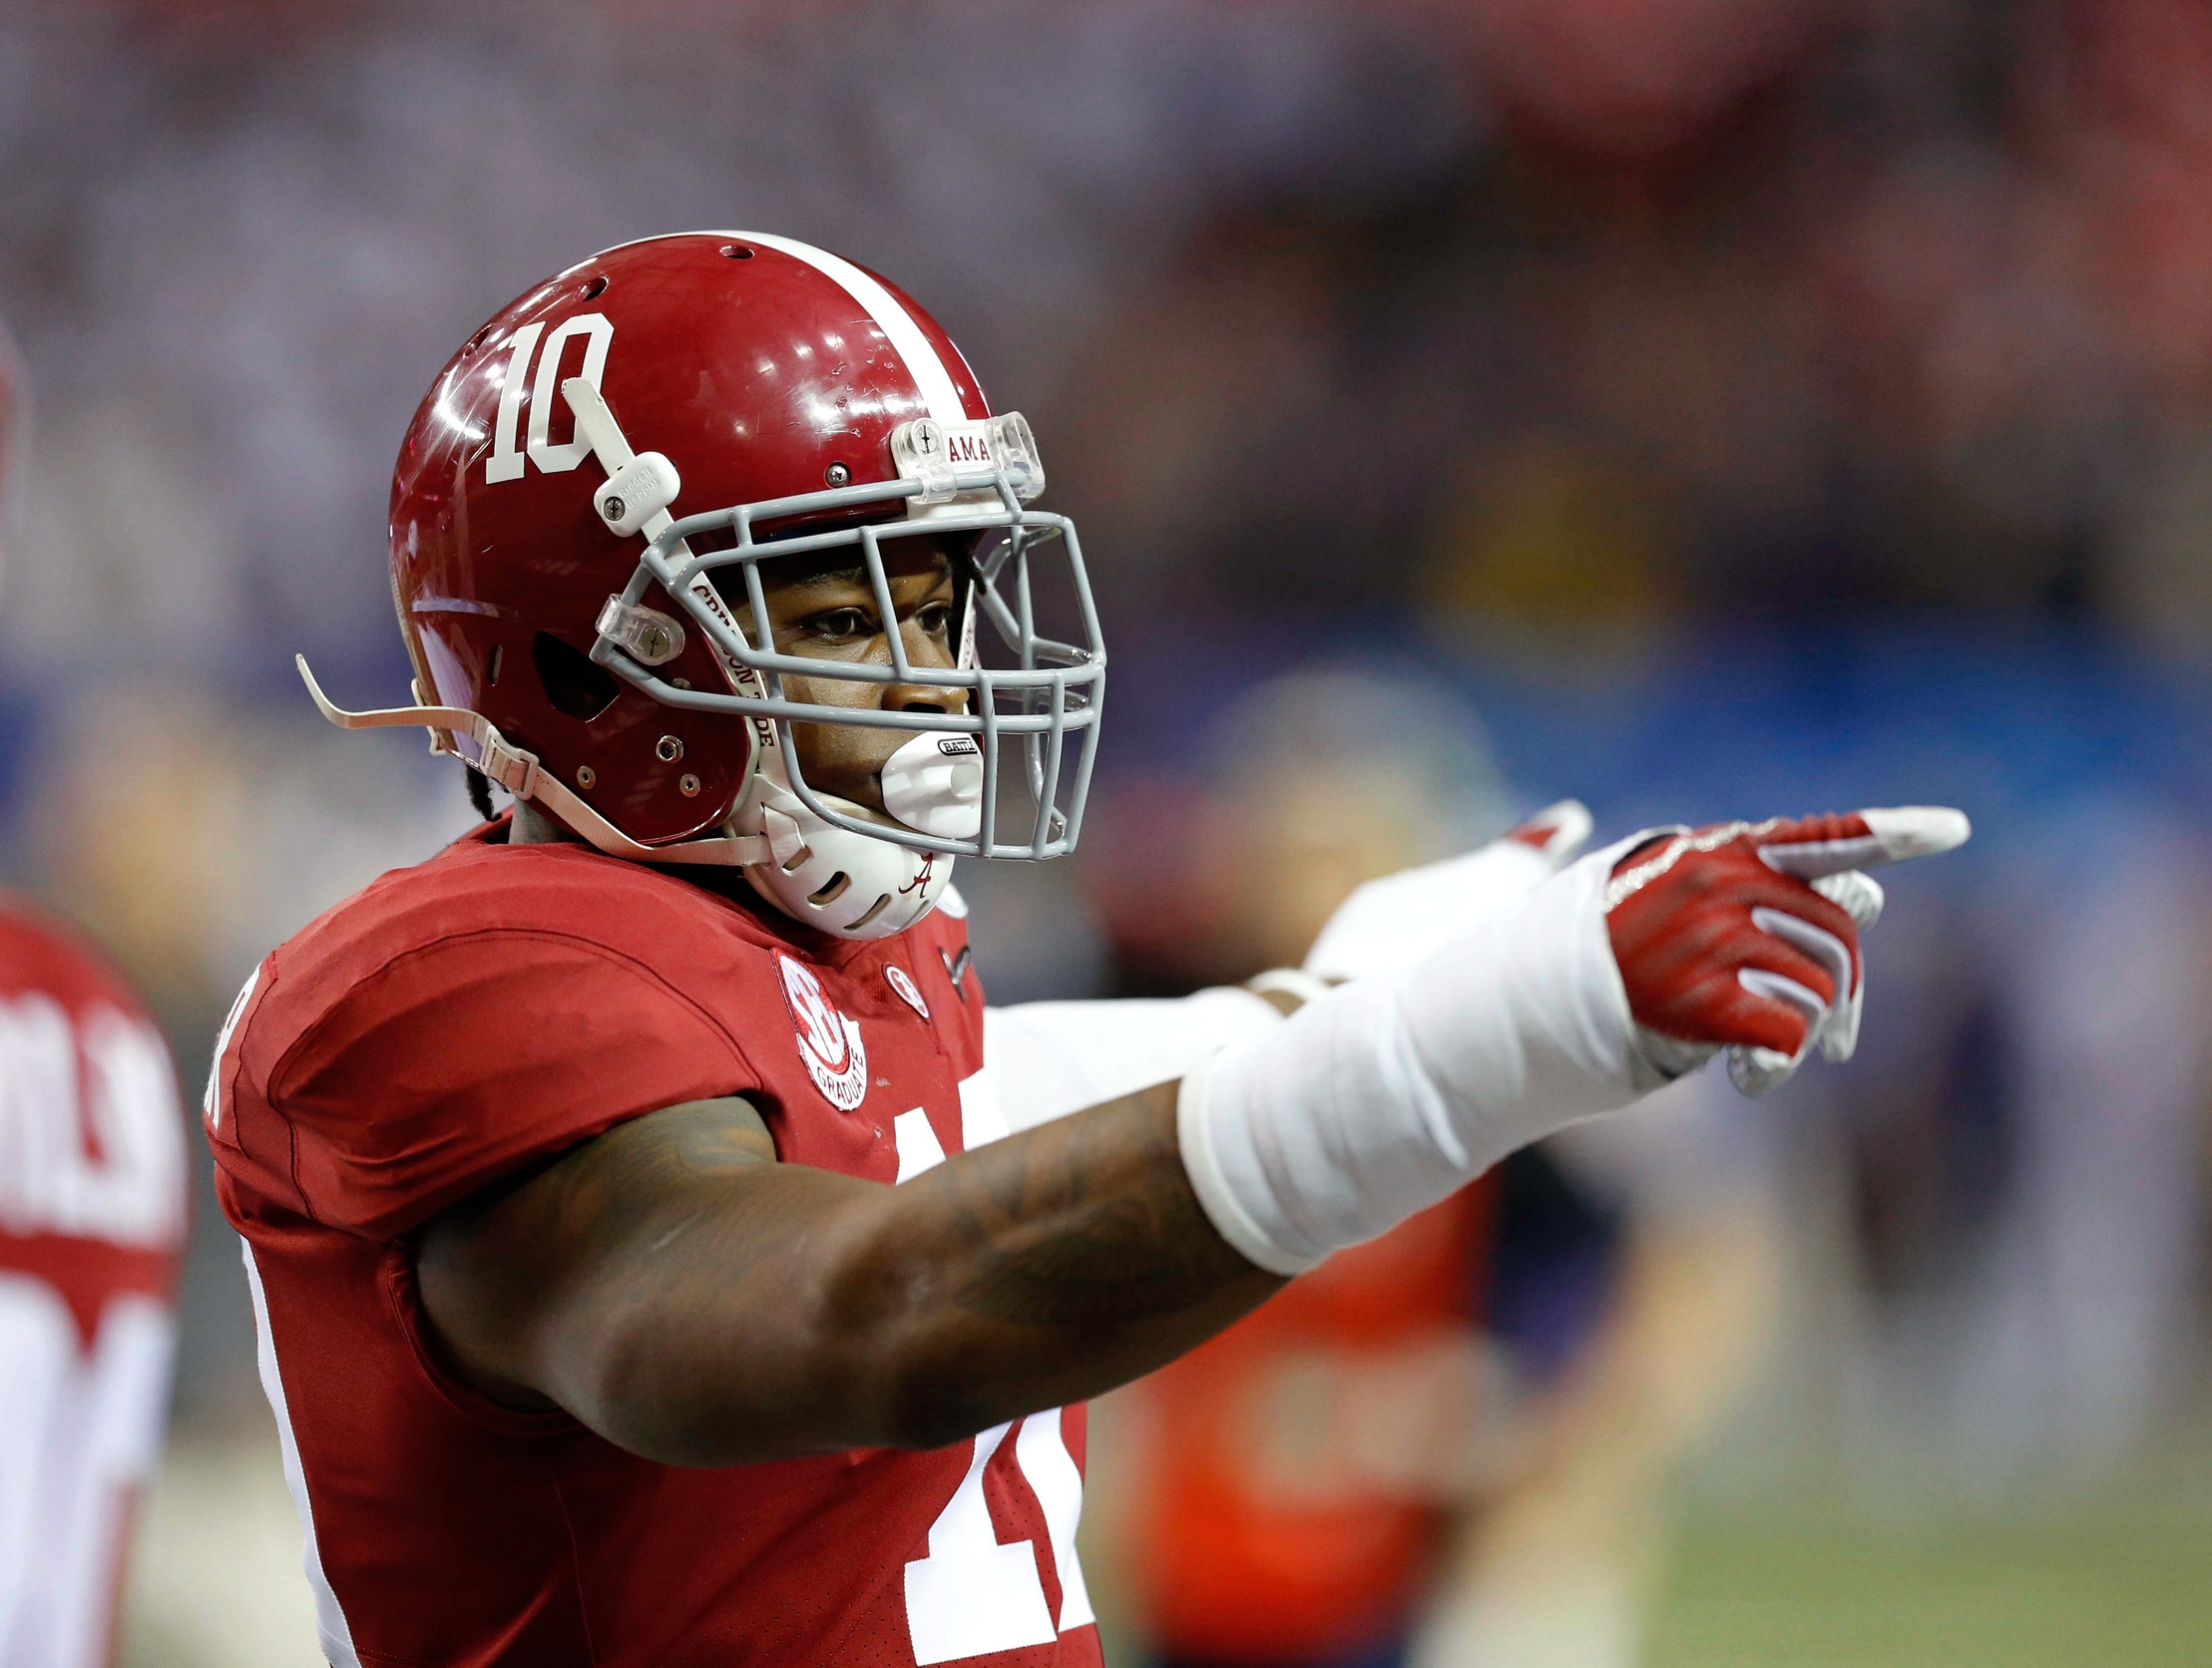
0;318;192;1666
207;231;1967;1668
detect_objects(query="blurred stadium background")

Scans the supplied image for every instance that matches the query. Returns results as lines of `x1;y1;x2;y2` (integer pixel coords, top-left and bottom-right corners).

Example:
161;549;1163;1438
8;0;2212;1662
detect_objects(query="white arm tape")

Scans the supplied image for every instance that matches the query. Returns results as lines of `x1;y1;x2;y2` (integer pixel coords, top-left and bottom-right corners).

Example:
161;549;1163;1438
984;987;1285;1135
1180;845;1646;1275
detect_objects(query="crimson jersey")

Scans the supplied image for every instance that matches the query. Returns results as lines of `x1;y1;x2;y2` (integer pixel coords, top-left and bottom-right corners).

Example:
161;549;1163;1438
0;894;187;1668
208;822;1099;1668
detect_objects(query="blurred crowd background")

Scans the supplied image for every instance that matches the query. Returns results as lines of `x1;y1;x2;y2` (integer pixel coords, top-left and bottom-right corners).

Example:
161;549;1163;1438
8;0;2212;1663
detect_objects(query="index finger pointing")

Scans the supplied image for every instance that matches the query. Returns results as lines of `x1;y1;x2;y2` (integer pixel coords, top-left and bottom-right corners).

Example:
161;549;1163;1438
1758;806;1972;879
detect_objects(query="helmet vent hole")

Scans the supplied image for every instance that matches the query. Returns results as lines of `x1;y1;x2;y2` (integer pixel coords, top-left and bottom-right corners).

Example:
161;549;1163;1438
809;873;852;906
487;643;503;686
531;630;621;721
581;274;609;300
720;243;755;259
850;895;893;931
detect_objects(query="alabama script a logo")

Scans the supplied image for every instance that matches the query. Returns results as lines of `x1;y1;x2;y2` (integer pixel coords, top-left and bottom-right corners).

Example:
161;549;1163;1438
776;955;869;1110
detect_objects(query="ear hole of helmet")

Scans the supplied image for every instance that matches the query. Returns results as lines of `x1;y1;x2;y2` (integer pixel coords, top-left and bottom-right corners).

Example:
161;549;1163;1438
532;630;621;721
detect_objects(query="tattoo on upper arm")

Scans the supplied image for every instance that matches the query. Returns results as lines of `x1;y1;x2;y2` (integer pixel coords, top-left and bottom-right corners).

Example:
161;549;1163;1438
416;1095;783;1408
427;1080;1275;1440
429;1096;776;1284
607;1097;780;1176
534;1096;779;1233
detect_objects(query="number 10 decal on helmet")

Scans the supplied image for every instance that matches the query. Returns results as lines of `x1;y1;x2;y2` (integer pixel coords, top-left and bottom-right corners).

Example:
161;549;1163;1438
301;230;1106;939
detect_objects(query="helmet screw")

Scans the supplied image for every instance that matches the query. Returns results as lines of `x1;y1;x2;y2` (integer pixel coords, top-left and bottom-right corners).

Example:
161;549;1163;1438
656;734;684;762
678;773;701;797
637;624;671;659
576;764;597;789
603;494;627;522
824;462;851;487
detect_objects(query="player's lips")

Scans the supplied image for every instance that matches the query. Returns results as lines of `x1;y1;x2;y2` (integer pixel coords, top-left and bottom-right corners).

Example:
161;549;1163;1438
787;734;899;814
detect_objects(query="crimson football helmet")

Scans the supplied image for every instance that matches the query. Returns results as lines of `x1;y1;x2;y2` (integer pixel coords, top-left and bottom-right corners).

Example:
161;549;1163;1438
305;231;1105;938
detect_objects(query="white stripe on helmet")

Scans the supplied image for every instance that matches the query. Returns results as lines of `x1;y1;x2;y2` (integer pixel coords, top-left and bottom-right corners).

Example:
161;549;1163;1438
584;230;973;425
726;231;970;426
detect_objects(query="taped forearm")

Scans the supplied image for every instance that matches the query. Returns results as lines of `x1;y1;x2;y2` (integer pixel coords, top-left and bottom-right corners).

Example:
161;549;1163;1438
985;987;1287;1134
1178;847;1648;1274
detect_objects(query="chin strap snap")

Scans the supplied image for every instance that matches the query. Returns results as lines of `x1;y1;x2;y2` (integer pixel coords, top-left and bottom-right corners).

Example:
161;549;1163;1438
295;654;768;868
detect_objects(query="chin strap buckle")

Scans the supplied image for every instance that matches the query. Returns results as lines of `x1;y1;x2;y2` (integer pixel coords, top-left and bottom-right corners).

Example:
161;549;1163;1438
472;729;543;801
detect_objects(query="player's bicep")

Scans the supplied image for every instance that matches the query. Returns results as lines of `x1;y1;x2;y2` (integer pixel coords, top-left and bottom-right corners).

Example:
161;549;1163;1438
415;1095;779;1409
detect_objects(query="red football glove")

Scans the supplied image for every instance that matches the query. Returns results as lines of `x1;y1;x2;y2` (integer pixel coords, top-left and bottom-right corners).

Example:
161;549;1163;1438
1605;807;1970;1093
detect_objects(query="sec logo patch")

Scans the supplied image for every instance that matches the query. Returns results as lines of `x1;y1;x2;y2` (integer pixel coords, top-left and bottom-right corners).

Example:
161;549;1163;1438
776;955;869;1110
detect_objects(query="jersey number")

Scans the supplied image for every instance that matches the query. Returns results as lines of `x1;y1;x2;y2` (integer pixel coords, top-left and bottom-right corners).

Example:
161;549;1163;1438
896;1079;1093;1663
0;1277;174;1666
903;1409;1094;1665
484;312;614;484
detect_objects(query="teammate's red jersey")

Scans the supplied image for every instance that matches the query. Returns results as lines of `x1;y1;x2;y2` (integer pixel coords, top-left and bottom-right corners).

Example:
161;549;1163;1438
208;821;1099;1668
1119;1187;1493;1665
0;893;187;1668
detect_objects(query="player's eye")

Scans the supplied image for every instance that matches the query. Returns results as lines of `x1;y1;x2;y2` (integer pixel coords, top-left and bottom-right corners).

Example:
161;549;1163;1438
805;608;876;641
916;602;953;639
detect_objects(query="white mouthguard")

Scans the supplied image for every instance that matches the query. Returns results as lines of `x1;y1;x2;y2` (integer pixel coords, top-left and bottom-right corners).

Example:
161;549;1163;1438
880;730;984;840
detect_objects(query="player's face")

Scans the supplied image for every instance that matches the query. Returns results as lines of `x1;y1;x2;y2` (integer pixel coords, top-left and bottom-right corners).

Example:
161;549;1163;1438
755;539;965;815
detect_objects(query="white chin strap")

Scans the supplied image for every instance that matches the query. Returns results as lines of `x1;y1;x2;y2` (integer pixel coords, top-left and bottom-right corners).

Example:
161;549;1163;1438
736;731;979;940
295;656;769;867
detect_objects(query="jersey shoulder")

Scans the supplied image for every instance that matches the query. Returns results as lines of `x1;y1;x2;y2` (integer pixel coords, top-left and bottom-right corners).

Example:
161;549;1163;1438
217;826;773;1239
284;824;749;981
260;823;810;1042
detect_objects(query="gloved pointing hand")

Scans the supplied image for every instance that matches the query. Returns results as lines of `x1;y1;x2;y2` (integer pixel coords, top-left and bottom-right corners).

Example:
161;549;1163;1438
1180;802;1971;1275
1604;807;1970;1094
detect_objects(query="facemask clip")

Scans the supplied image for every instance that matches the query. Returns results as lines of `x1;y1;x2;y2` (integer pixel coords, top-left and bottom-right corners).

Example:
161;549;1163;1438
597;597;687;665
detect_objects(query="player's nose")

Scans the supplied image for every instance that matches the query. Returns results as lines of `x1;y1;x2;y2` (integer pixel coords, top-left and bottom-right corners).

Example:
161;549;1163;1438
888;619;966;714
892;685;958;714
